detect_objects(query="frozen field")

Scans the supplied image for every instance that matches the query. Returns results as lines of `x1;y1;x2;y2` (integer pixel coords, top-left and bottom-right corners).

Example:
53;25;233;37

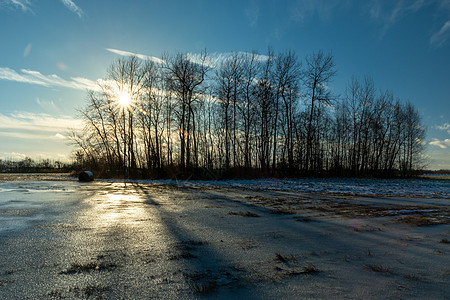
0;175;449;298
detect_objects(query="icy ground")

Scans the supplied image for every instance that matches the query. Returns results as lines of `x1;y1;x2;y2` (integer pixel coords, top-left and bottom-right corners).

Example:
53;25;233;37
0;176;449;298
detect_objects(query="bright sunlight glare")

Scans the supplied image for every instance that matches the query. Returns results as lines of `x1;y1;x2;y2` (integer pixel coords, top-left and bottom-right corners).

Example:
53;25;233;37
118;91;131;107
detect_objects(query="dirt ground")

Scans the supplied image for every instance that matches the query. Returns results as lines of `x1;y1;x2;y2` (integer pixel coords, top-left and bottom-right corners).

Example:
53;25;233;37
0;179;449;299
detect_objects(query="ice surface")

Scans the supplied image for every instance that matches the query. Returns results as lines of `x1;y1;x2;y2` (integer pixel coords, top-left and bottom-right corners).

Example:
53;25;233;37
0;176;449;298
122;177;450;199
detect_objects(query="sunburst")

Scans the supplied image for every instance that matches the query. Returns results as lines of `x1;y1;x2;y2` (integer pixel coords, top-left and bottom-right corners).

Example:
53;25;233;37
118;90;131;108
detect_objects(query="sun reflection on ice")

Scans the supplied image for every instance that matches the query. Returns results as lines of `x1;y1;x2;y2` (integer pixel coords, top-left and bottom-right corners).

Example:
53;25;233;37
90;184;150;227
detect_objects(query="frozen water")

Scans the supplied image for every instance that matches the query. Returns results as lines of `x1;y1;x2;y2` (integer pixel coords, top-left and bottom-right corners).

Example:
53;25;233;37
0;180;80;234
0;175;449;299
123;177;450;199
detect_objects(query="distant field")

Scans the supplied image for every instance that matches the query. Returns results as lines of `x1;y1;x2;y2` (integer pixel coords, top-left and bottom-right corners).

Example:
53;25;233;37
421;174;450;180
0;173;73;181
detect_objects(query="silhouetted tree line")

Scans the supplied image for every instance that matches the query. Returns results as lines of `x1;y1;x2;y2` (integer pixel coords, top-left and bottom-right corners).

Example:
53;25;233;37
0;157;71;173
70;49;426;179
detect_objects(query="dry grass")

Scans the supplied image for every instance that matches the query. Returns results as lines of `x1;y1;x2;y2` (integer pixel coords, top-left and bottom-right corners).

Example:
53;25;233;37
191;280;218;295
47;290;62;298
294;216;315;222
241;191;449;225
276;265;321;276
169;251;196;260
397;215;449;226
68;284;109;298
403;274;421;281
365;264;393;274
271;208;296;215
439;238;449;244
299;265;321;274
61;262;116;274
275;253;289;263
228;211;261;217
420;174;450;180
183;240;207;246
83;284;109;297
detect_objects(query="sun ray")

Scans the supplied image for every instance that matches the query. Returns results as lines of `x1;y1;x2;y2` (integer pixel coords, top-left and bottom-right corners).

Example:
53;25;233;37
118;90;131;107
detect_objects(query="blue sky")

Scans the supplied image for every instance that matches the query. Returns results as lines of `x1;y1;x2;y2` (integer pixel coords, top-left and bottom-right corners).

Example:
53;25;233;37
0;0;449;169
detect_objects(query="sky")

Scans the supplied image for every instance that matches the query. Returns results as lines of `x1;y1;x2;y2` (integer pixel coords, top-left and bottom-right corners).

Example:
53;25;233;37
0;0;449;169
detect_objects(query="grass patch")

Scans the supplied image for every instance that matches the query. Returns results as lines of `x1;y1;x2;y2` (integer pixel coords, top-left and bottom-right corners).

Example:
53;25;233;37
271;209;296;215
440;238;450;244
192;280;218;295
365;264;393;274
61;262;116;274
169;240;206;260
183;240;207;246
397;215;448;226
300;265;321;274
83;284;109;297
294;216;314;222
47;290;63;299
281;265;321;276
275;253;288;263
69;284;109;298
169;251;197;260
228;211;260;217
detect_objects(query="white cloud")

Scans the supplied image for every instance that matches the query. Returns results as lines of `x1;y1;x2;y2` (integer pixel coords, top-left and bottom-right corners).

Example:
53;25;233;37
106;48;270;69
436;122;450;134
0;67;47;85
36;97;60;113
430;20;450;47
187;51;271;69
0;112;82;134
55;133;66;139
0;151;71;161
106;48;165;64
60;0;84;18
0;112;79;161
0;131;61;140
429;138;450;149
0;67;98;91
0;152;28;160
0;0;33;13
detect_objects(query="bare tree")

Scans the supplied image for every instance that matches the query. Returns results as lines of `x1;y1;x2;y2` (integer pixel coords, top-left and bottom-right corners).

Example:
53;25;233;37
163;51;209;170
302;51;336;172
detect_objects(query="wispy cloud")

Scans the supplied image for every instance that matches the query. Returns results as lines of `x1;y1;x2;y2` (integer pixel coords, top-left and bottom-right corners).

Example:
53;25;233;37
0;0;33;13
0;67;98;91
367;0;428;38
436;122;450;134
0;112;80;161
430;20;450;46
429;138;450;149
187;51;271;68
106;48;165;64
0;112;82;134
290;0;348;23
1;0;85;18
366;0;450;46
36;97;59;113
245;0;260;27
106;48;270;69
60;0;84;18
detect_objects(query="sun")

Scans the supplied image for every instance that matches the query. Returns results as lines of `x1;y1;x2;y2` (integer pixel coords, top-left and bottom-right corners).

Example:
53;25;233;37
118;91;131;107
